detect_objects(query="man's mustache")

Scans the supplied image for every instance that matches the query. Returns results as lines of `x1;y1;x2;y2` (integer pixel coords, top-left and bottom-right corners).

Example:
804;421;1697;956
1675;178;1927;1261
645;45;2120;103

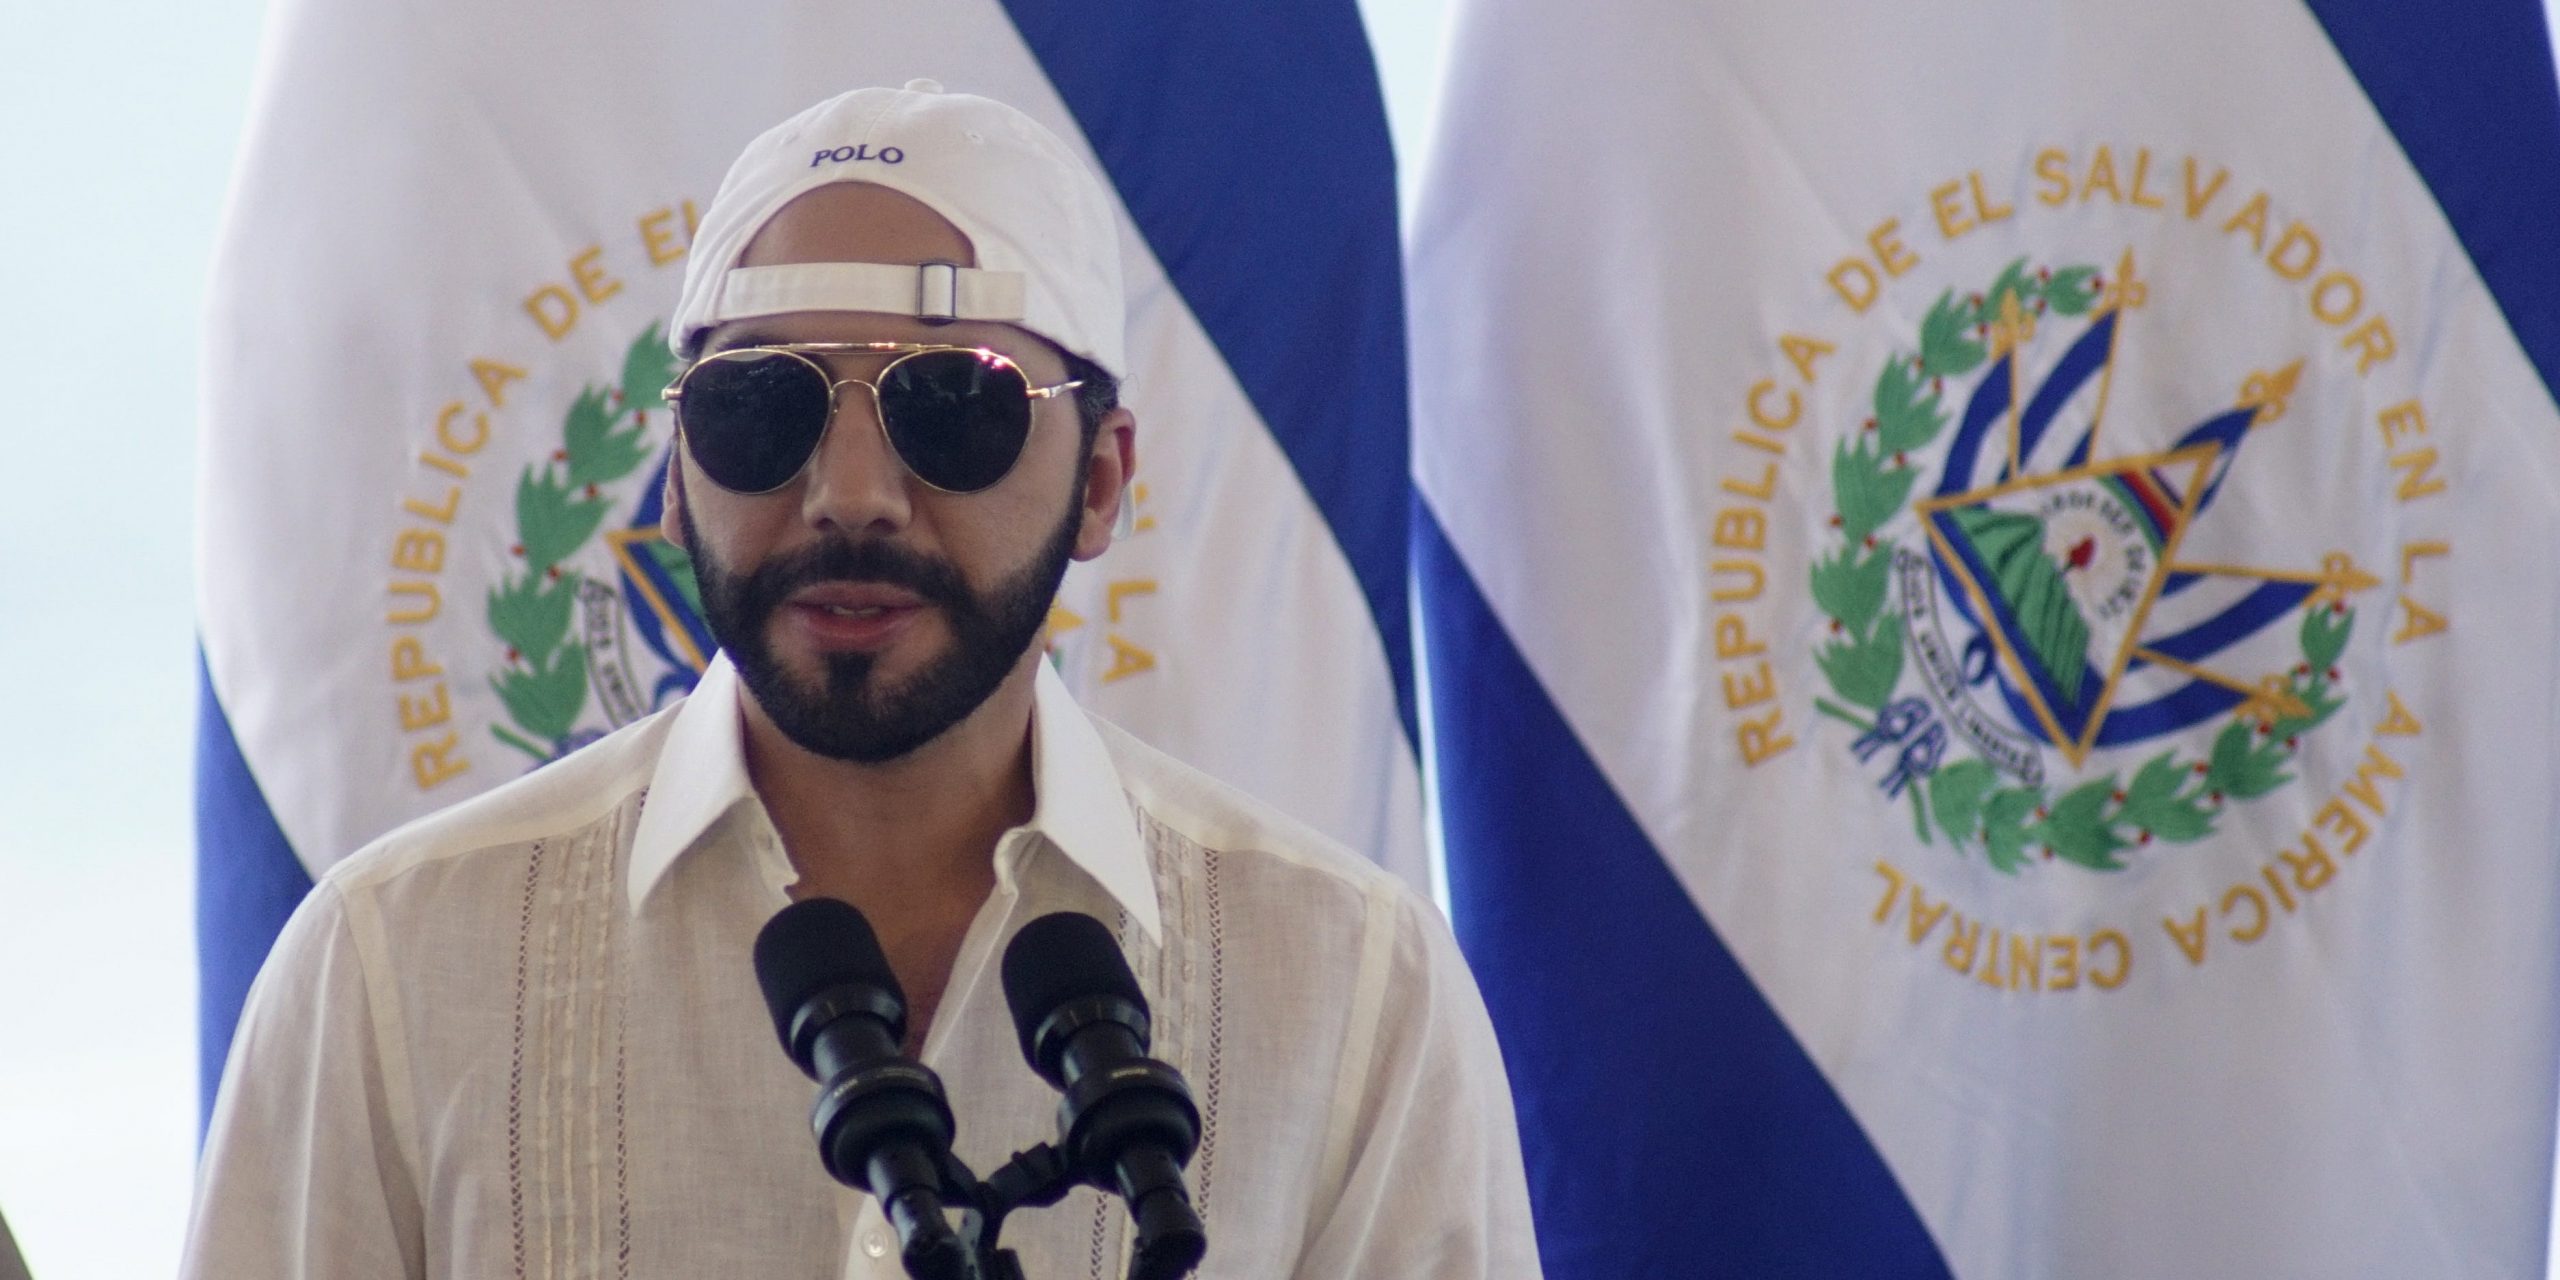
744;536;972;612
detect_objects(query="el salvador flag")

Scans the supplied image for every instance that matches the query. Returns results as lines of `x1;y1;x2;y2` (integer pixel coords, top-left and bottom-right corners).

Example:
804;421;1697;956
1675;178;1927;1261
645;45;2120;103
197;0;1421;1125
1412;0;2560;1275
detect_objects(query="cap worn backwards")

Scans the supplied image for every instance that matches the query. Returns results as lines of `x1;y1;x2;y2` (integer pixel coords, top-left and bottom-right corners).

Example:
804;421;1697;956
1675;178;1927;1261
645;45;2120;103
669;80;1126;376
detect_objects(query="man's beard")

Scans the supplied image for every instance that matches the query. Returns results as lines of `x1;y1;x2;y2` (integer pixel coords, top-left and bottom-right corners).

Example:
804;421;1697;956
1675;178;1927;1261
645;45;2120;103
680;493;1081;763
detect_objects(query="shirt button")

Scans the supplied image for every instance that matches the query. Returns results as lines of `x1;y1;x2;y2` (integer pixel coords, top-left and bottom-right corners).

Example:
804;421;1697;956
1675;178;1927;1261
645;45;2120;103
862;1227;891;1259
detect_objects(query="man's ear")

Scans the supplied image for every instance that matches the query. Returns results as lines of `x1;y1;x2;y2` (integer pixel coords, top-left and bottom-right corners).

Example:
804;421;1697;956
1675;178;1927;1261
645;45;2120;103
1073;406;1138;562
662;458;691;551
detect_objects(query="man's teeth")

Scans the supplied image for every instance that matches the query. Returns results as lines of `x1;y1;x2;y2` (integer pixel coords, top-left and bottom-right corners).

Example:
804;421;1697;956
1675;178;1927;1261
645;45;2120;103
820;604;888;618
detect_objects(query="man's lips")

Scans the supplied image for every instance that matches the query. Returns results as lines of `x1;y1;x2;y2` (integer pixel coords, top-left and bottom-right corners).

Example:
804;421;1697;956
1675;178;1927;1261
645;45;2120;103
787;580;927;612
779;581;931;650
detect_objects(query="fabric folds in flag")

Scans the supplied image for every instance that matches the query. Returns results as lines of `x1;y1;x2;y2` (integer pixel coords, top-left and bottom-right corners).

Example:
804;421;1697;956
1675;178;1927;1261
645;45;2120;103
1411;0;2560;1274
195;0;1421;1115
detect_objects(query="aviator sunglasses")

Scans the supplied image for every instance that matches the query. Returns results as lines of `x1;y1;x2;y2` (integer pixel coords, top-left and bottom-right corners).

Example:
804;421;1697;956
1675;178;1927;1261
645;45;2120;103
664;342;1084;495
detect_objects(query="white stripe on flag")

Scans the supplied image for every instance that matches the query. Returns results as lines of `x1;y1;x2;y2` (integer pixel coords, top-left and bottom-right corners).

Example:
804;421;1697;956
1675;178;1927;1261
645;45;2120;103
1414;0;2560;1273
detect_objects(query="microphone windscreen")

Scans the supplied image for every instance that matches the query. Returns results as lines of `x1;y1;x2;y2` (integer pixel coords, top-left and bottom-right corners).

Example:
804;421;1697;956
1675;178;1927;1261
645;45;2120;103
753;897;902;1038
1001;912;1144;1070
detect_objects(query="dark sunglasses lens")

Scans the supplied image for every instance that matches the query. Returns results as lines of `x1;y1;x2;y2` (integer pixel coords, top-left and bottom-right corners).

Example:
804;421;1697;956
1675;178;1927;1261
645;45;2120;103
878;351;1034;492
677;352;830;492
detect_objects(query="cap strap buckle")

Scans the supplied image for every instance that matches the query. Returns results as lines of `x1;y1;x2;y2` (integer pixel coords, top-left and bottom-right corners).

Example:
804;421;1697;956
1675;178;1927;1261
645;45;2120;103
917;262;959;321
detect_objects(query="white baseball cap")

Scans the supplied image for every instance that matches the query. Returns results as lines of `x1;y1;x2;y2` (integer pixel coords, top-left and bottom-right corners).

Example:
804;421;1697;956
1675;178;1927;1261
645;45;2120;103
669;80;1126;376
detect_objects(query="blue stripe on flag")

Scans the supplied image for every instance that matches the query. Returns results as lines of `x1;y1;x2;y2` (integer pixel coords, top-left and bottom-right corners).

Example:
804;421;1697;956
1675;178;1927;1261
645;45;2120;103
996;0;1417;742
2306;0;2560;400
194;649;315;1130
1417;505;1952;1278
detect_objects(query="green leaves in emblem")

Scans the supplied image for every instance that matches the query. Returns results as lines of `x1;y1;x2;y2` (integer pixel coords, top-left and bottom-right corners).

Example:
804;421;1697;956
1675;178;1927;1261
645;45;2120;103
620;323;683;414
1917;291;1988;379
1814;620;1904;713
510;464;613;573
2043;265;2101;316
2197;606;2356;803
1977;787;2041;875
1931;757;2160;873
2206;720;2289;800
2030;775;2130;871
1916;257;2102;380
2114;752;2216;843
1812;544;1900;711
1810;544;1891;633
2301;602;2352;674
487;325;674;763
564;387;652;490
488;593;588;744
1927;759;1997;849
1830;438;1917;548
1870;357;1945;455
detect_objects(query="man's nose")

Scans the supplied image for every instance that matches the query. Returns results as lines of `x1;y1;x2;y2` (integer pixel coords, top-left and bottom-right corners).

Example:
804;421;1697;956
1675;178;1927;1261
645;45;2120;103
798;382;914;535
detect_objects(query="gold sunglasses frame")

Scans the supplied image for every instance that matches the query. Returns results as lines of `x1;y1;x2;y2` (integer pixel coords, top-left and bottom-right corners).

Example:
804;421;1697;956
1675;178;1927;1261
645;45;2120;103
663;342;1085;496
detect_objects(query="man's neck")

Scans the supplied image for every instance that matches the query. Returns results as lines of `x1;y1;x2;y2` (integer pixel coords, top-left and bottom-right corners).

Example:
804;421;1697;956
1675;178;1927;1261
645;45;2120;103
737;655;1042;902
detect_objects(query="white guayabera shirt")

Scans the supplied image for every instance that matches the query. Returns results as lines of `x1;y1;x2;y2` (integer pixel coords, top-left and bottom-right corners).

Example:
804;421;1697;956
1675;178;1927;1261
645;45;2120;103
182;656;1540;1279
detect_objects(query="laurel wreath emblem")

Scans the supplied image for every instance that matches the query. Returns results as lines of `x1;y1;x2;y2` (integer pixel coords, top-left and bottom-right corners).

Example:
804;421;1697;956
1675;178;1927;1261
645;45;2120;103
1809;258;2354;872
486;325;685;763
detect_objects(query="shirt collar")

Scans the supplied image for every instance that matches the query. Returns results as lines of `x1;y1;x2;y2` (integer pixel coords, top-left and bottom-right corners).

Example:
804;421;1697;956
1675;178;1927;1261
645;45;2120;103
1022;659;1161;943
625;654;1162;943
626;653;765;914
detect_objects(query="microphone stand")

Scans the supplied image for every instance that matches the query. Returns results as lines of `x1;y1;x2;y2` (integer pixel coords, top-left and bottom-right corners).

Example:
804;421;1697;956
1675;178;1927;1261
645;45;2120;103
956;1141;1201;1280
823;1087;1199;1279
954;1142;1074;1280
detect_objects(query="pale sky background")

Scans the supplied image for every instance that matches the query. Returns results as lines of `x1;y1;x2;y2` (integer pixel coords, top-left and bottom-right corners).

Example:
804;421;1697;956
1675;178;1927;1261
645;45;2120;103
0;2;1449;1275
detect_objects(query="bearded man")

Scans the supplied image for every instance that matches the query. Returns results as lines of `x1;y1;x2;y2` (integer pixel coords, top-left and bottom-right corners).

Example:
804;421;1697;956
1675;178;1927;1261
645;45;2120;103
183;82;1539;1279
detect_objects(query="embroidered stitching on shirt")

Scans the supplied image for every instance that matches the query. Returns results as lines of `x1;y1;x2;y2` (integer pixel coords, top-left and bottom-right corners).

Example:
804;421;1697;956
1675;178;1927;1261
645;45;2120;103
570;814;610;1277
1087;1186;1110;1280
535;821;575;1279
1198;846;1225;1216
614;871;631;1279
618;788;644;1279
509;839;546;1279
508;823;632;1280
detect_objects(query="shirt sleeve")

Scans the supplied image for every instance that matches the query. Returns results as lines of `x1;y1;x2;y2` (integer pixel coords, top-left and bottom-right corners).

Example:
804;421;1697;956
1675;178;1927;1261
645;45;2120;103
1294;889;1545;1279
181;879;426;1279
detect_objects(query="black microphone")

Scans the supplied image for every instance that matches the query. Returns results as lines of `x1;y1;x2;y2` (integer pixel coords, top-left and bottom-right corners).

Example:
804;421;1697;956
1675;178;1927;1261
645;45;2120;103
754;898;976;1280
1000;913;1207;1280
